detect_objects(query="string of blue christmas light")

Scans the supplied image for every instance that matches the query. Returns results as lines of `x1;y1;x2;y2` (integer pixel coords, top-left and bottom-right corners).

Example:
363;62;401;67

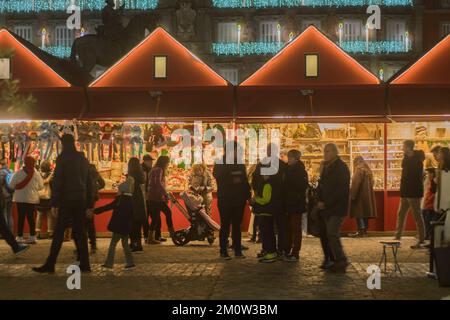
212;40;410;56
0;0;158;13
42;46;71;58
212;0;413;9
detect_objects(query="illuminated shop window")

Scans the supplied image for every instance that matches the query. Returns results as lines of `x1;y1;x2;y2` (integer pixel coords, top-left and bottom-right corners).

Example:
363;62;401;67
305;54;319;78
13;26;33;42
0;58;11;80
441;23;450;37
154;56;167;79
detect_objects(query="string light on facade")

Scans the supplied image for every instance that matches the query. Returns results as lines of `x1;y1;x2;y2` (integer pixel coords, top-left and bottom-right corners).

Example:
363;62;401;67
339;41;411;54
43;46;72;58
0;0;158;13
211;0;413;9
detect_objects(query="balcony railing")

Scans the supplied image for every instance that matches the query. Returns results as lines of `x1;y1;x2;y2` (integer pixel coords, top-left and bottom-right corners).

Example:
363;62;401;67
0;0;158;13
212;40;411;56
211;0;413;9
42;46;71;58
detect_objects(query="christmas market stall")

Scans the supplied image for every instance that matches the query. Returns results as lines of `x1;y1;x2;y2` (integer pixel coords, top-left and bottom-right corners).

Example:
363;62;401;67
237;26;388;232
384;34;450;231
83;27;235;234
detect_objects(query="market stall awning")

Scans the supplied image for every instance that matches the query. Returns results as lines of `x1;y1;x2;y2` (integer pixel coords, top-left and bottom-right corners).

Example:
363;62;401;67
0;29;85;120
388;34;450;121
86;27;233;121
237;26;386;122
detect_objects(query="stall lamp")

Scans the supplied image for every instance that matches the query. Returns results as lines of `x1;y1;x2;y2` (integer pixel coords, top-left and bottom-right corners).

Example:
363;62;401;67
0;57;11;80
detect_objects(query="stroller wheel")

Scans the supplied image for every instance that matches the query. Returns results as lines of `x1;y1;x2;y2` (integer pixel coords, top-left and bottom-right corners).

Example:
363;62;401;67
172;230;190;246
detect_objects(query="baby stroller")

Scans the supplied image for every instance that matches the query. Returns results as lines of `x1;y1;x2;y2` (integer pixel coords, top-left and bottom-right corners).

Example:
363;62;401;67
168;192;220;246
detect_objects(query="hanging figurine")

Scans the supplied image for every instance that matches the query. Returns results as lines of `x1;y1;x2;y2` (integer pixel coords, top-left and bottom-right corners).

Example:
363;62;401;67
89;122;101;162
112;123;124;162
0;125;12;160
77;122;91;161
100;123;113;161
130;125;143;158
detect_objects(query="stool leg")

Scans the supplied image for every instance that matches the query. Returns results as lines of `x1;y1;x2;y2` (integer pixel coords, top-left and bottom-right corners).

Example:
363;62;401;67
392;246;403;276
379;245;387;273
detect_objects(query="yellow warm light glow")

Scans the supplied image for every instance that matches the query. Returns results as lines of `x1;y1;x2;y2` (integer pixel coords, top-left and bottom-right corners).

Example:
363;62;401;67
154;56;167;79
305;54;318;77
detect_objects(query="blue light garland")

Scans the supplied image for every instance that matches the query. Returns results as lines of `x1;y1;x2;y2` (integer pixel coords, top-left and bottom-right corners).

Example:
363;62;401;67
212;0;413;9
43;46;71;58
0;0;158;13
212;40;411;56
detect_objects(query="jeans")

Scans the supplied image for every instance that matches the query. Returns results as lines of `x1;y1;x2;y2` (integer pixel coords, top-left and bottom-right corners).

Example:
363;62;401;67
422;209;440;240
395;197;425;242
36;208;54;234
319;215;347;263
2;198;13;233
356;218;369;230
218;204;245;255
251;214;260;239
0;211;19;252
274;212;287;254
104;233;134;267
286;213;303;257
148;201;173;239
45;205;90;269
259;215;276;253
16;202;36;237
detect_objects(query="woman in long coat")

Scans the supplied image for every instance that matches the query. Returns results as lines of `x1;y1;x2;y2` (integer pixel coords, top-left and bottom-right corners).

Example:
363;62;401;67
349;156;377;237
128;157;147;252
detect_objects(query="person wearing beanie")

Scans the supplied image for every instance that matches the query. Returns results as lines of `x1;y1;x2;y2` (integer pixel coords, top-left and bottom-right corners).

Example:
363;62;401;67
91;176;135;269
33;134;94;274
9;156;44;244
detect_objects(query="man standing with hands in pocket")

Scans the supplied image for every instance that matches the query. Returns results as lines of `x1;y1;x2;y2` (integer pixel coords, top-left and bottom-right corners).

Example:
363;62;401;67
33;134;93;273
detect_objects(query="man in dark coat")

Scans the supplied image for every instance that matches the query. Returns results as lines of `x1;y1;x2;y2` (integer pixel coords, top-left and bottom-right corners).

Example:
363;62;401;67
284;149;308;262
317;143;350;273
86;164;105;253
213;142;251;259
141;154;154;242
33;134;93;273
395;140;426;248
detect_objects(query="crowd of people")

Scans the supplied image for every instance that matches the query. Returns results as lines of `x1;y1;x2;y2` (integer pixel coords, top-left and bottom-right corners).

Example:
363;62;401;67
0;134;449;274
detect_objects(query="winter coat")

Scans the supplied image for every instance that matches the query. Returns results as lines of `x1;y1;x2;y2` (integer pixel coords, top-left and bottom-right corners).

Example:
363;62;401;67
317;157;350;217
435;169;450;213
147;167;167;202
51;151;93;209
94;194;133;235
284;161;309;214
9;168;44;204
130;173;147;223
349;164;377;219
213;162;251;207
400;150;425;198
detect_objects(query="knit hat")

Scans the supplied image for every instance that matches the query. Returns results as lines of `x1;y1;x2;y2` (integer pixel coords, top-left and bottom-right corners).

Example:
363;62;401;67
118;176;134;195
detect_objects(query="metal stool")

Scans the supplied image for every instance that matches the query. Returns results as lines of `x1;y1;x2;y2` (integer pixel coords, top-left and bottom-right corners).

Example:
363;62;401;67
379;241;403;276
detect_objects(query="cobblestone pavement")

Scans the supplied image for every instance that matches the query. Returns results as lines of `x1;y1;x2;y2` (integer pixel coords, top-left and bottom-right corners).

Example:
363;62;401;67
0;235;449;300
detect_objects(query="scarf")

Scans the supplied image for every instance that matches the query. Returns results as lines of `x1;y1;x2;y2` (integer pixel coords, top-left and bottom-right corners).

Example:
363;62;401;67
15;156;35;190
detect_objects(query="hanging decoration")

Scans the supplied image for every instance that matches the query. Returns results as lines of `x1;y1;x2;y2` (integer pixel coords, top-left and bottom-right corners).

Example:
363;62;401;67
211;0;413;9
212;42;285;56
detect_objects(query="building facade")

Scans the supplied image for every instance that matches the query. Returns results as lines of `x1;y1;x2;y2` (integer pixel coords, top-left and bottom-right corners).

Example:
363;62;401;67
1;0;449;83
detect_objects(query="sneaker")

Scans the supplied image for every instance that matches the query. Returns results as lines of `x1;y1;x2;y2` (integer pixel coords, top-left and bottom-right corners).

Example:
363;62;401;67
25;236;37;244
283;255;299;262
125;264;136;270
220;253;232;260
260;252;278;263
256;251;266;259
241;245;249;251
32;265;55;274
320;260;335;270
15;236;24;243
131;247;144;253
410;242;427;249
80;266;92;273
158;237;167;242
247;237;256;243
14;244;30;256
234;253;246;259
328;261;349;274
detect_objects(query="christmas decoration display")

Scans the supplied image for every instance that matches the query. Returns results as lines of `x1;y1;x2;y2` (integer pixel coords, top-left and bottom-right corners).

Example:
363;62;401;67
211;0;413;9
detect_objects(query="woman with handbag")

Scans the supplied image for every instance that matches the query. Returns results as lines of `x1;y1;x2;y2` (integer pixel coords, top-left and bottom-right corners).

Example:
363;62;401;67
36;160;54;239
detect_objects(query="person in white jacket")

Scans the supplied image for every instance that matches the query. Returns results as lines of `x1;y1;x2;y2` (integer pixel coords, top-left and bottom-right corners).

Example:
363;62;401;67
435;147;450;245
9;156;44;244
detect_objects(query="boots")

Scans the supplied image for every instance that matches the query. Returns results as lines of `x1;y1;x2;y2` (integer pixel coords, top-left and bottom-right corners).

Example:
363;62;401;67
147;231;161;244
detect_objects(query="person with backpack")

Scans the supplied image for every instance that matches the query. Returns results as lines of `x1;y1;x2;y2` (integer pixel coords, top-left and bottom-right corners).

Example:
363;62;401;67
9;156;44;244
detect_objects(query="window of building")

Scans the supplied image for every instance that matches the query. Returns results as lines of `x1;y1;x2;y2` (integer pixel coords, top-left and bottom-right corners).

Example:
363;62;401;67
54;25;74;47
0;58;11;80
442;0;450;8
260;21;279;42
217;22;238;43
386;20;406;42
305;54;319;78
154;56;167;79
13;26;33;42
343;20;362;41
218;68;239;85
441;23;450;37
301;19;322;31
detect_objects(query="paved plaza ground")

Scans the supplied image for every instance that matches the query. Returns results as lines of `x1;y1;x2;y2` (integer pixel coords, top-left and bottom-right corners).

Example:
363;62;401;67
0;235;449;300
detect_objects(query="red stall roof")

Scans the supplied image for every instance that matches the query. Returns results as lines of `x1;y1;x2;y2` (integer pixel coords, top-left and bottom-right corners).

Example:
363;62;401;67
237;26;386;122
86;27;233;121
389;34;450;121
0;29;85;120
